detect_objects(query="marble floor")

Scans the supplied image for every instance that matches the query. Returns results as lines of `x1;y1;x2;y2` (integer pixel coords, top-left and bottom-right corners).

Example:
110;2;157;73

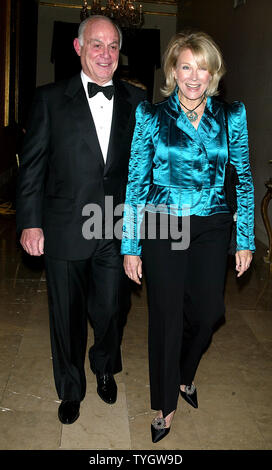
0;215;271;451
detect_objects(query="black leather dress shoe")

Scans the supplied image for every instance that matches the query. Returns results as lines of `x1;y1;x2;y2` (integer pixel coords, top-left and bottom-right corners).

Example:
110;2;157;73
58;400;80;424
180;384;198;408
96;373;117;404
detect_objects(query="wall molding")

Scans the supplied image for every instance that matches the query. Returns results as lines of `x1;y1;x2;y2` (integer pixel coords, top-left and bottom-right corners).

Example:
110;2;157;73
4;0;11;127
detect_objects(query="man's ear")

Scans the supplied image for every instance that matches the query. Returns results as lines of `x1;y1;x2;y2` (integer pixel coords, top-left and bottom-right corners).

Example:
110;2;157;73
73;38;81;56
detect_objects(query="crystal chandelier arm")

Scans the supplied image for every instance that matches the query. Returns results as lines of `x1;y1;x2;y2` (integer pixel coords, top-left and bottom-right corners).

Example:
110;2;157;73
80;1;144;28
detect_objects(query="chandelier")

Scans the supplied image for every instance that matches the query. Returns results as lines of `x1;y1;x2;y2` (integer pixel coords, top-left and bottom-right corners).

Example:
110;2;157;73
80;1;144;28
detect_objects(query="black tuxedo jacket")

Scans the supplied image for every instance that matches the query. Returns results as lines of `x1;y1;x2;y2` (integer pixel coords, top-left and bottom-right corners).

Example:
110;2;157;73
16;74;146;260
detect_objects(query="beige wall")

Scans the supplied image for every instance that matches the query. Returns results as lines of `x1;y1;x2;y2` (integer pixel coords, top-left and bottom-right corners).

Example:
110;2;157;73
177;0;272;247
36;1;177;102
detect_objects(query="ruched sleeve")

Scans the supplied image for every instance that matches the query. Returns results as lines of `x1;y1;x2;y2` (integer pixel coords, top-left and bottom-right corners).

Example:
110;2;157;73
121;101;155;255
227;102;255;251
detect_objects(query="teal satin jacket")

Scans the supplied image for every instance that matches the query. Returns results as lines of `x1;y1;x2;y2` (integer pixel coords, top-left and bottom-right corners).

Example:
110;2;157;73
121;90;255;255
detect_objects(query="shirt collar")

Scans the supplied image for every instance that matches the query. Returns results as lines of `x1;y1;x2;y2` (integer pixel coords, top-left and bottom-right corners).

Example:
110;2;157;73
166;87;221;121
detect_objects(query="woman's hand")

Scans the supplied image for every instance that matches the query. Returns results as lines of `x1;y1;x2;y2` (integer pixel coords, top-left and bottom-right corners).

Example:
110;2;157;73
235;250;253;277
123;255;142;285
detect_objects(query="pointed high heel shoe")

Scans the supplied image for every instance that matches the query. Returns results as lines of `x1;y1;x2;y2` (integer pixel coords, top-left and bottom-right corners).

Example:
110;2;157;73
151;417;170;443
180;384;198;409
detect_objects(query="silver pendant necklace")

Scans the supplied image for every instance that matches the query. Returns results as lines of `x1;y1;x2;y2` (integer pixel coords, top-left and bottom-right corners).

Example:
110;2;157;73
179;94;206;122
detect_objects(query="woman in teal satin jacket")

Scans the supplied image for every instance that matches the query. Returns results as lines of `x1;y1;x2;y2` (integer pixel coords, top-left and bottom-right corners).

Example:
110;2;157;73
121;31;255;443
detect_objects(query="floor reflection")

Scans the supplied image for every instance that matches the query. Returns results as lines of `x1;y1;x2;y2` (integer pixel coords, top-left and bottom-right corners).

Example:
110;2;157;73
0;215;271;450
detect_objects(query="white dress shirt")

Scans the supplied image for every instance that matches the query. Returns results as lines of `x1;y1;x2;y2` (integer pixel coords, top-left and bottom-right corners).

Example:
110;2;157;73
81;70;114;163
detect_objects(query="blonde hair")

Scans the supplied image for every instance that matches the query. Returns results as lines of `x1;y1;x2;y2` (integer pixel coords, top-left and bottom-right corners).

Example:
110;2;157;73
161;30;226;97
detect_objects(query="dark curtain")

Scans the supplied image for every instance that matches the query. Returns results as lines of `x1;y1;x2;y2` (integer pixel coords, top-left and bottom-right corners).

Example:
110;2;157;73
121;28;160;101
51;21;81;81
51;21;160;101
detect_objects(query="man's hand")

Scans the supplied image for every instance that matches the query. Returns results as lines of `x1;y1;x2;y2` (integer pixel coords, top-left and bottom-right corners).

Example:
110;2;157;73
20;228;44;256
123;255;142;285
235;249;252;277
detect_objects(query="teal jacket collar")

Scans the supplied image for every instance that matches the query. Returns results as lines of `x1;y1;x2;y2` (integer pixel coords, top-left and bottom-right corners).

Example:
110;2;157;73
165;89;223;145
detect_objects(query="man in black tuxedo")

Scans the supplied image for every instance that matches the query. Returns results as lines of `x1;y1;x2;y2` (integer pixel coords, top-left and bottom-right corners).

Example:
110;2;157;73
16;16;145;424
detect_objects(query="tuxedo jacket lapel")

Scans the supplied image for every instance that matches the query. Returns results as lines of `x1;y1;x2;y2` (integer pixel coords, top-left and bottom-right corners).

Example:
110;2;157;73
65;74;105;169
64;75;134;174
104;79;132;174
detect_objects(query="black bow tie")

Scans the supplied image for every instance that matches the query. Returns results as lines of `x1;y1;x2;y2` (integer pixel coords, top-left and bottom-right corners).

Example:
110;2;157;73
87;82;114;100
